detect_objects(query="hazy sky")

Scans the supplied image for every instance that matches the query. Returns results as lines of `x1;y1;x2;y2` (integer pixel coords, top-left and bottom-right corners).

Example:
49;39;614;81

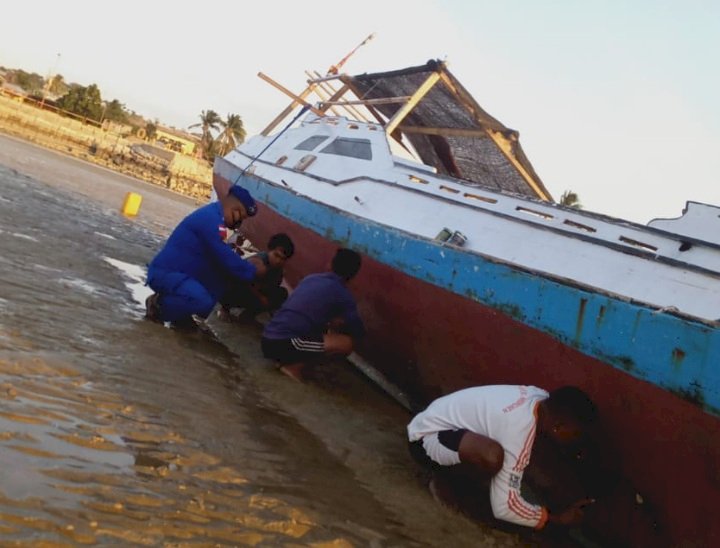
1;0;718;224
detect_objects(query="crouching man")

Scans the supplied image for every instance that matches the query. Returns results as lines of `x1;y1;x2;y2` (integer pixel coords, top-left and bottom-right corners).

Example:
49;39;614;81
260;248;364;381
407;384;597;530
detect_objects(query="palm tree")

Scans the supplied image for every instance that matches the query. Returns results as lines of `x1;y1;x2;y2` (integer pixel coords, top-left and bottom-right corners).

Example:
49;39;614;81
189;109;221;160
215;113;246;157
559;190;583;209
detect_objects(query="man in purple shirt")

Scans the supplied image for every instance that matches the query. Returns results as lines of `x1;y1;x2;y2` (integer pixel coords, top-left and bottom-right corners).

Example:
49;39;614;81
261;248;364;381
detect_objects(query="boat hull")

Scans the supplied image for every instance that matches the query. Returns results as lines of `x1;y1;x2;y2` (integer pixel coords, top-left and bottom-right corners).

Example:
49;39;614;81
215;161;720;546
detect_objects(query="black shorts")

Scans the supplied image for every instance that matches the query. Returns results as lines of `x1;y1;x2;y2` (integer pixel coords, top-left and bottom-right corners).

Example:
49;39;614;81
261;335;325;364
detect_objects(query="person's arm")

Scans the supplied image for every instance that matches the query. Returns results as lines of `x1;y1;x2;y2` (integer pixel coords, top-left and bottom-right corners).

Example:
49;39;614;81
489;464;548;529
338;288;365;337
198;220;258;281
246;256;271;306
489;456;594;529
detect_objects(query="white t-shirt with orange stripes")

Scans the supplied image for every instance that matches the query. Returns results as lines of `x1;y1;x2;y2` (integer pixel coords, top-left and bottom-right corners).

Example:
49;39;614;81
407;385;549;529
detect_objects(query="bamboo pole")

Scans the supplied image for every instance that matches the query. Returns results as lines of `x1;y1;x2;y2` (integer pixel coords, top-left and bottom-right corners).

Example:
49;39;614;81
257;72;325;118
398;125;487;138
306;74;345;84
311;82;345;117
321;96;411;107
311;70;370;122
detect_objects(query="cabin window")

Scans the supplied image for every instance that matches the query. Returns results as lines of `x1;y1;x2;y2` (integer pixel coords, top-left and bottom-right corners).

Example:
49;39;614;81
320;138;373;160
295;136;328;151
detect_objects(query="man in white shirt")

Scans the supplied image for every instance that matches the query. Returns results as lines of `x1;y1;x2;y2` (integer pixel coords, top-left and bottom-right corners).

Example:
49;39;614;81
407;384;596;530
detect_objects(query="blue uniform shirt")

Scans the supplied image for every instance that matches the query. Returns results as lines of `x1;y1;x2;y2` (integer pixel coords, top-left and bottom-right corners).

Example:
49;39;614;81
148;201;256;299
263;272;365;339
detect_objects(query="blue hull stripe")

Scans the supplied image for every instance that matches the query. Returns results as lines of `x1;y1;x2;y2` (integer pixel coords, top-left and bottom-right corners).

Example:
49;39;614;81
217;159;720;415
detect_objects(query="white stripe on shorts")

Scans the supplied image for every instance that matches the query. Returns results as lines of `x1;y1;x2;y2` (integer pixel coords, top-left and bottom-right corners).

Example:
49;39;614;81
421;432;461;466
290;337;325;352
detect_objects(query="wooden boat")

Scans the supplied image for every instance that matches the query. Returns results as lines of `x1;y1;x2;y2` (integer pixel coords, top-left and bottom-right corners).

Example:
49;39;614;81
213;56;720;546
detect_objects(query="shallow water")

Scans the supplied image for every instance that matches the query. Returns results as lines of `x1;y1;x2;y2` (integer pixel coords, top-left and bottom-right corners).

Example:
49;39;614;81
0;135;524;546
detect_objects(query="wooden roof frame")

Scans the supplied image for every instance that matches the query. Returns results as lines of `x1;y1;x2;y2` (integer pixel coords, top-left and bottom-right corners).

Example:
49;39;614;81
258;61;552;201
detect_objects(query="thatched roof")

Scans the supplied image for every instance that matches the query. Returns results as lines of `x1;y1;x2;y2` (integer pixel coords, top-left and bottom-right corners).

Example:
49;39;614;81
341;60;552;200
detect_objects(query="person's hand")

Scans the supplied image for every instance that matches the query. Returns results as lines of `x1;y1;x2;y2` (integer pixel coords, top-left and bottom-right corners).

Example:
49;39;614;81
548;498;594;526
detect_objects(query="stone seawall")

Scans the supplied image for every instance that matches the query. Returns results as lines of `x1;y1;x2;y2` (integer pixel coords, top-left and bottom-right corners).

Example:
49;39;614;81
0;95;212;201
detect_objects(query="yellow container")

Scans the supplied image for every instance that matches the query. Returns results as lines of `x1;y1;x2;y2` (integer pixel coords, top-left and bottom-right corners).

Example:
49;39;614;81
122;192;143;216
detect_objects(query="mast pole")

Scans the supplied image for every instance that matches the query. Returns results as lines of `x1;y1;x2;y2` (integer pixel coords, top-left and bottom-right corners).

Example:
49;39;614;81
260;32;376;136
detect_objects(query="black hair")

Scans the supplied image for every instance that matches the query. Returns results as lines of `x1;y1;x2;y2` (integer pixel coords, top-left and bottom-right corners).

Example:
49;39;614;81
546;386;597;426
331;248;361;281
267;233;295;258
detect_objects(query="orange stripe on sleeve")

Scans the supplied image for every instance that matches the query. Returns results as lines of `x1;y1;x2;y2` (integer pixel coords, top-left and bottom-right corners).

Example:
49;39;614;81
508;490;541;521
513;422;537;472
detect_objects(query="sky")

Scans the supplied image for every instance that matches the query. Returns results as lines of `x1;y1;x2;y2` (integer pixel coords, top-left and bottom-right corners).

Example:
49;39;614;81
1;0;718;224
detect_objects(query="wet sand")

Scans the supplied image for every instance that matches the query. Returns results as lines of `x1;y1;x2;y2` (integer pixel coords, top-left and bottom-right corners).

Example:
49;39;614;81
0;134;526;546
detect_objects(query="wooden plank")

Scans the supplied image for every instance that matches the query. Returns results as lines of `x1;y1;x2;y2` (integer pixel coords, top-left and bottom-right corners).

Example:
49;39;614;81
257;72;325;120
398;125;487;138
320;96;411;107
317;84;350;116
304;75;344;117
312;71;370;122
306;73;345;84
339;75;384;123
384;71;441;136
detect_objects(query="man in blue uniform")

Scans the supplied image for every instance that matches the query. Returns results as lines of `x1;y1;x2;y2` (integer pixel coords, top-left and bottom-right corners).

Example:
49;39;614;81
261;248;364;381
145;185;265;326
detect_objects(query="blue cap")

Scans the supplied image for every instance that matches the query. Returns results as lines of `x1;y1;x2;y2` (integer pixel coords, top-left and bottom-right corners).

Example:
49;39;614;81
228;185;257;216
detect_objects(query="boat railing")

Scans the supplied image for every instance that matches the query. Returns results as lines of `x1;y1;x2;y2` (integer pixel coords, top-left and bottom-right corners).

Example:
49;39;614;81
390;167;720;275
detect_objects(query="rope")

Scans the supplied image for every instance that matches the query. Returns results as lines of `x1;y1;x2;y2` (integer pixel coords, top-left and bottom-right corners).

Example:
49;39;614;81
232;104;311;186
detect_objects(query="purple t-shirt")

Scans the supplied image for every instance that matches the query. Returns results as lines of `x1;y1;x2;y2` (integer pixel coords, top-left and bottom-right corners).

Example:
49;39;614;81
263;272;364;339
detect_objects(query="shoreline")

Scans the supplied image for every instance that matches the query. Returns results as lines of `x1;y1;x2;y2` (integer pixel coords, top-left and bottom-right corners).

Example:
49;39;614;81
0;94;212;203
0;132;196;236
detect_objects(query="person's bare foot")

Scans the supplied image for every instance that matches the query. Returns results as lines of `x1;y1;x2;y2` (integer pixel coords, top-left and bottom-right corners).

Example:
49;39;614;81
279;363;305;382
216;307;233;322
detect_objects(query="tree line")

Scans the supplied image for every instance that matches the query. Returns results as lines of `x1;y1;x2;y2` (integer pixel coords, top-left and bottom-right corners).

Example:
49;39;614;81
2;67;131;124
2;66;247;161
